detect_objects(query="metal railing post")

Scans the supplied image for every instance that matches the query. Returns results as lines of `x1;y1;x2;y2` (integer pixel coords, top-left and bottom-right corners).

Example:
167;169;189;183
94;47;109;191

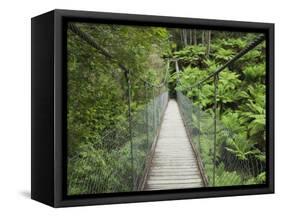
145;82;149;148
127;70;134;190
213;73;218;186
198;85;201;151
175;59;180;84
152;87;155;135
158;88;161;127
190;88;193;126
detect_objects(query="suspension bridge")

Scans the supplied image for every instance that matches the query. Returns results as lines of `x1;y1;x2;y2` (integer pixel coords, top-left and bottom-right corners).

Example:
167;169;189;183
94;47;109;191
144;99;203;190
68;23;265;194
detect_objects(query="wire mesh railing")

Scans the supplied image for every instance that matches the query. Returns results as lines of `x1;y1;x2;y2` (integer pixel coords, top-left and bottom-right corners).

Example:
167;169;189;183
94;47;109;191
131;91;169;189
67;89;168;195
177;91;265;187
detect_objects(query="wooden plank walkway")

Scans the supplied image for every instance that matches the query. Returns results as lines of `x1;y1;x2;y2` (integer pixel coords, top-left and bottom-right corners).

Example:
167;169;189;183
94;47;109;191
144;99;203;190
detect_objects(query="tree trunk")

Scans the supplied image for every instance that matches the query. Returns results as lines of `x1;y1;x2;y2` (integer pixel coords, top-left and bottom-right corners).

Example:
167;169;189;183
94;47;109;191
202;31;205;45
189;29;192;45
180;29;183;47
183;29;188;47
193;29;197;45
206;30;211;57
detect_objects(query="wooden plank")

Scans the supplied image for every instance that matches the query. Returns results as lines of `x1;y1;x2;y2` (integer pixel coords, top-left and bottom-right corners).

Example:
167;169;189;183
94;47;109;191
146;183;202;190
149;172;201;176
147;179;202;184
152;160;196;163
150;169;199;173
149;175;201;180
144;100;203;191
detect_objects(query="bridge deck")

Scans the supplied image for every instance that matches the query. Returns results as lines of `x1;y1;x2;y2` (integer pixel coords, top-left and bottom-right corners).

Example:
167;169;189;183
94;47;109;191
144;99;203;190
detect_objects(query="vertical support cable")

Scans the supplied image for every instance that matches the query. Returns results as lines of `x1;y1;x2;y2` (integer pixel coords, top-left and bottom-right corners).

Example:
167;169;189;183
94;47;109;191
158;88;160;127
127;70;134;190
175;59;179;100
145;82;149;148
152;87;155;135
213;73;218;186
190;88;193;126
175;60;179;83
198;85;201;151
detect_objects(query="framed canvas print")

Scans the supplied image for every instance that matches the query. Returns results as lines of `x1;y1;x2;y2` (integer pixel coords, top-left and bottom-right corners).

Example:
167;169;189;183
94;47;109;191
31;9;274;207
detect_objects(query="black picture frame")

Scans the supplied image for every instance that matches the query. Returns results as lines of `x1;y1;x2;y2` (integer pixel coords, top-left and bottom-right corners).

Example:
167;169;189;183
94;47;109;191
31;9;274;207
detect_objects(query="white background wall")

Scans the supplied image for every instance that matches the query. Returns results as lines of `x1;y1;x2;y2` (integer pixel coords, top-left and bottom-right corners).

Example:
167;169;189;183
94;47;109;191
0;0;279;215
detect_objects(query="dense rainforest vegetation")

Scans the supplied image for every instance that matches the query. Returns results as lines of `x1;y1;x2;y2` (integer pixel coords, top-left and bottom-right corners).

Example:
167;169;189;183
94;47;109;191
67;22;266;195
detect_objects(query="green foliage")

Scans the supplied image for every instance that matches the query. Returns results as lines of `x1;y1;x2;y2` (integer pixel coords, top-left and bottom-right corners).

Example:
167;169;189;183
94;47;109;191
68;144;133;195
243;65;265;82
225;133;255;161
214;163;243;186
245;172;266;185
173;45;208;67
